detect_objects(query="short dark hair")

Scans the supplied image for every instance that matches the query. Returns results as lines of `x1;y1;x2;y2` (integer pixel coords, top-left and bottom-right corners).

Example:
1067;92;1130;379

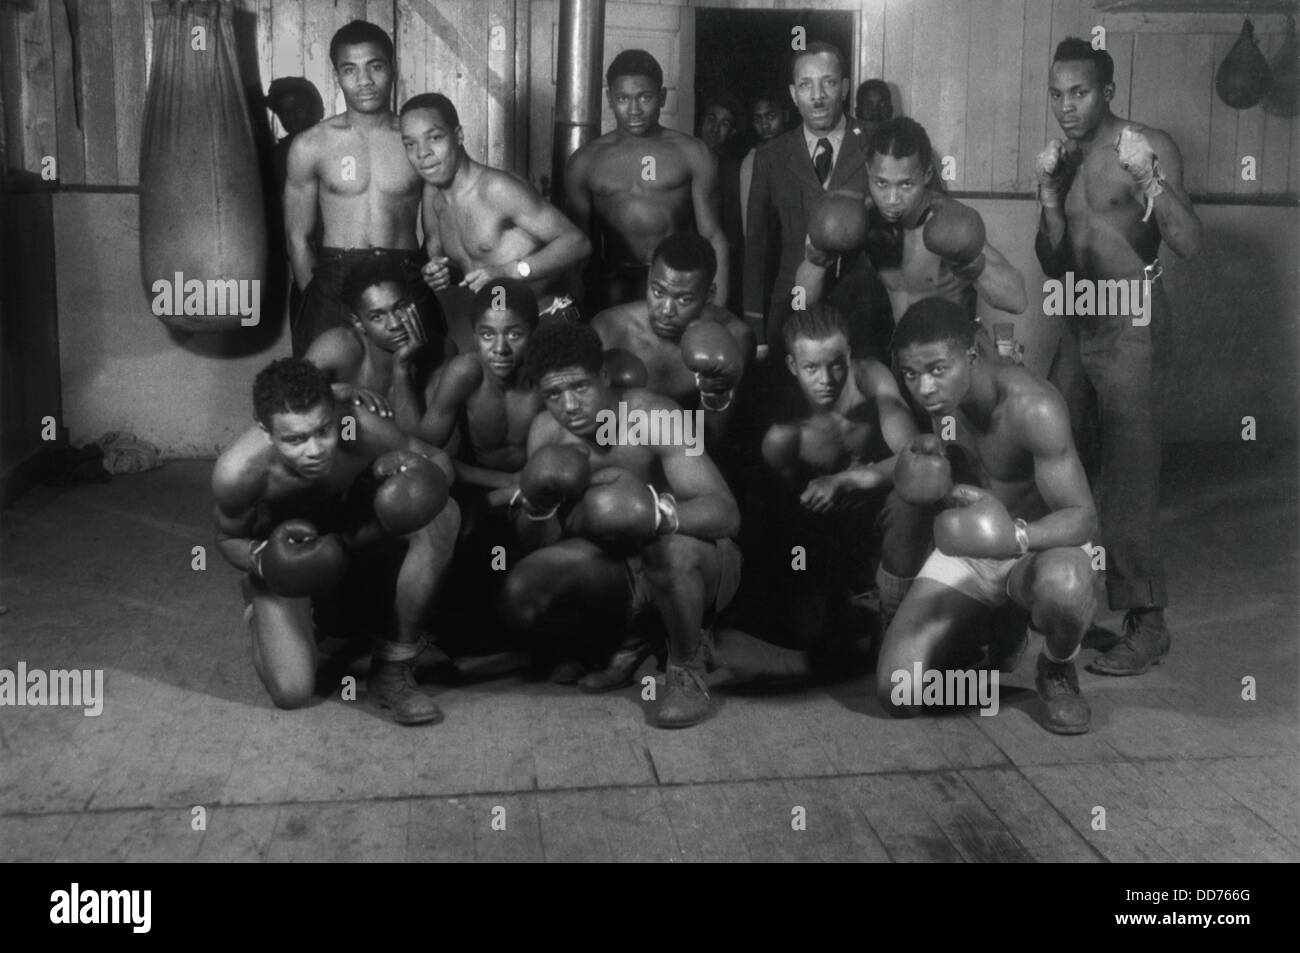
702;89;744;120
783;302;849;353
267;77;323;110
751;89;789;111
473;278;539;328
329;20;394;69
253;358;335;427
891;298;975;356
606;49;663;89
340;259;409;315
523;320;604;387
791;41;848;83
856;78;890;101
1052;37;1115;88
399;92;460;129
651;232;717;286
867;116;935;172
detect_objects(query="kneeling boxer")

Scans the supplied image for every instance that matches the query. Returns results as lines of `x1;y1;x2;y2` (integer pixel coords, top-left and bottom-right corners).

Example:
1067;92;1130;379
212;358;460;725
758;304;931;654
499;322;741;728
878;299;1099;734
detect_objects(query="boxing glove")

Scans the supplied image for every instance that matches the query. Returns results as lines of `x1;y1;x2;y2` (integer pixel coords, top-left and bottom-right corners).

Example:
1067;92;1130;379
603;348;649;389
893;434;955;505
256;519;348;597
372;451;451;536
933;485;1023;559
681;321;743;412
1035;139;1069;208
576;468;679;542
808;190;870;254
922;198;987;278
1114;126;1164;221
516;444;591;519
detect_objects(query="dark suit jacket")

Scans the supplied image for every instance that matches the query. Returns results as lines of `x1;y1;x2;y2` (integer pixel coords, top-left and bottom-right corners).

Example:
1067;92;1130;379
742;120;873;334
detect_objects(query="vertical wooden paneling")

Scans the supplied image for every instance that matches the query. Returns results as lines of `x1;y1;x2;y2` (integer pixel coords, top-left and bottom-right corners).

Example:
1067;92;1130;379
78;0;118;185
487;0;516;170
964;1;998;192
1017;0;1053;191
513;0;531;177
48;0;84;184
1258;32;1294;198
907;0;946;138
1131;34;1214;194
1206;33;1241;194
932;2;970;186
459;2;491;162
527;0;556;191
881;0;912;117
989;0;1025;192
1107;31;1135;122
859;0;885;85
111;1;145;185
269;0;305;104
13;0;58;175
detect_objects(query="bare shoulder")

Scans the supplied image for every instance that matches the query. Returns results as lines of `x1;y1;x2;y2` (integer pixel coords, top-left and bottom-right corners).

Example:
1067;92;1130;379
212;429;270;510
306;327;363;371
997;366;1071;443
481;165;539;203
444;353;486;392
852;357;898;395
761;420;802;464
592;302;641;337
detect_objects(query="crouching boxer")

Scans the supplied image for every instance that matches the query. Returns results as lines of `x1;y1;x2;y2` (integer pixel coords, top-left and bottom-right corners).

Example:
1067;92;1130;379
499;322;741;728
758;304;932;655
212;358;460;725
877;299;1099;734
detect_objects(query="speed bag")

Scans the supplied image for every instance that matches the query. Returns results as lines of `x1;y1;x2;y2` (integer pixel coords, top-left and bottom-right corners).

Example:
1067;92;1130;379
139;0;267;332
1215;17;1272;111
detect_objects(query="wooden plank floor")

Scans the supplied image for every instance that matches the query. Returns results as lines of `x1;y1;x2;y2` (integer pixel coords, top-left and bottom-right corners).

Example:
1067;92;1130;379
1;443;1296;862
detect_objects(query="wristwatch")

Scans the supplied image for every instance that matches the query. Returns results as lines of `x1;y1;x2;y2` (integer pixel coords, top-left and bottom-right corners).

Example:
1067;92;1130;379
516;260;531;279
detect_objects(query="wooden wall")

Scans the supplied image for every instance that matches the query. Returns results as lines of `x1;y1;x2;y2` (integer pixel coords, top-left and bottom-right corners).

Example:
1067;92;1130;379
1;0;1296;195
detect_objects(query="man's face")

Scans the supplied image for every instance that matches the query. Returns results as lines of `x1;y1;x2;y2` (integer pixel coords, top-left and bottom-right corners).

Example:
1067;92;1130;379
790;52;845;133
271;91;323;136
1048;60;1112;140
401;108;462;187
474;309;530;380
539;366;610;438
349;281;411;353
646;259;713;340
264;401;339;480
786;334;850;408
700;105;737;151
896;341;974;417
334;42;392;114
855;86;893;123
609;75;664;135
750;98;786;142
867;153;931;224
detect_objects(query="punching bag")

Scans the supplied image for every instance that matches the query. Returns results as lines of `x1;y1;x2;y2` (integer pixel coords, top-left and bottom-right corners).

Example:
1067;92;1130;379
140;0;267;332
1264;16;1298;118
1216;17;1272;110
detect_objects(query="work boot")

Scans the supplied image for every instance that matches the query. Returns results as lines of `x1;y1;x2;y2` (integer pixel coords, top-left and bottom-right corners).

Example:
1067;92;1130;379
1088;610;1171;676
578;638;654;693
657;652;713;729
368;659;443;725
1035;654;1091;735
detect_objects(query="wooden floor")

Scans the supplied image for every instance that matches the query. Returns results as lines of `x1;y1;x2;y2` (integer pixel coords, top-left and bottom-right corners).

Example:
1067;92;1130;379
1;442;1296;862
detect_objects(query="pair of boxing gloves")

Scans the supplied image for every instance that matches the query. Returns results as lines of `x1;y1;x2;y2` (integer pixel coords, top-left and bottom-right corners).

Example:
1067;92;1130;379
251;451;449;597
513;445;679;542
604;321;743;411
808;191;987;279
894;434;1025;559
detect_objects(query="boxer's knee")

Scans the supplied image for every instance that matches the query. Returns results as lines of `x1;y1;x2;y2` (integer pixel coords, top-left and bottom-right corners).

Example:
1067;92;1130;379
499;560;552;631
261;666;314;710
1028;548;1096;623
879;491;934;575
641;534;708;592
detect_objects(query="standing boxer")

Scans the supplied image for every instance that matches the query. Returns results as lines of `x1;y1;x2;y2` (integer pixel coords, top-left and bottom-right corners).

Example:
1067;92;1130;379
795;117;1027;359
400;93;591;353
880;299;1099;734
1035;39;1201;675
284;21;442;355
499;323;742;727
565;50;729;314
212;358;460;725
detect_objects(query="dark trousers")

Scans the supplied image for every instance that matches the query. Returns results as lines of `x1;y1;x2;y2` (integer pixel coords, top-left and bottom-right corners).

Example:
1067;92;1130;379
292;247;443;357
1047;279;1172;610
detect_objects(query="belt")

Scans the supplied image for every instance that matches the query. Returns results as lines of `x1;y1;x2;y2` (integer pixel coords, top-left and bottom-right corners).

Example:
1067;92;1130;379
319;246;422;259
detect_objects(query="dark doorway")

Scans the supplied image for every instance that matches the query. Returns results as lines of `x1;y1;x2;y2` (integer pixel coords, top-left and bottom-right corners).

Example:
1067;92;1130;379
694;7;855;151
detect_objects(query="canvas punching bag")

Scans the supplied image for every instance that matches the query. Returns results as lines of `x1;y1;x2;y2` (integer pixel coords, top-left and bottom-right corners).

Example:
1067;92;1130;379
1215;17;1272;110
139;0;267;332
1264;16;1298;118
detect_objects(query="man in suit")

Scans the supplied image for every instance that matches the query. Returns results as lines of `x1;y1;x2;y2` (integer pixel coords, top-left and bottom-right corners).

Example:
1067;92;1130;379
743;41;878;358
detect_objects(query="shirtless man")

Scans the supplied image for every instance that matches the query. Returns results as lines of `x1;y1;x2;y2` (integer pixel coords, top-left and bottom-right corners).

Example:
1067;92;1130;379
795;117;1027;359
400;93;591;352
284;20;442;355
499;322;742;726
879;298;1099;734
212;358;460;724
565;49;729;314
591;233;753;447
1036;39;1201;676
304;257;446;433
759;304;931;651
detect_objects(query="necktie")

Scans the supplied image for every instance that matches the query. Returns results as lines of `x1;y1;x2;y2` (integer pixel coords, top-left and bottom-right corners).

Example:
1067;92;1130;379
813;137;833;185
